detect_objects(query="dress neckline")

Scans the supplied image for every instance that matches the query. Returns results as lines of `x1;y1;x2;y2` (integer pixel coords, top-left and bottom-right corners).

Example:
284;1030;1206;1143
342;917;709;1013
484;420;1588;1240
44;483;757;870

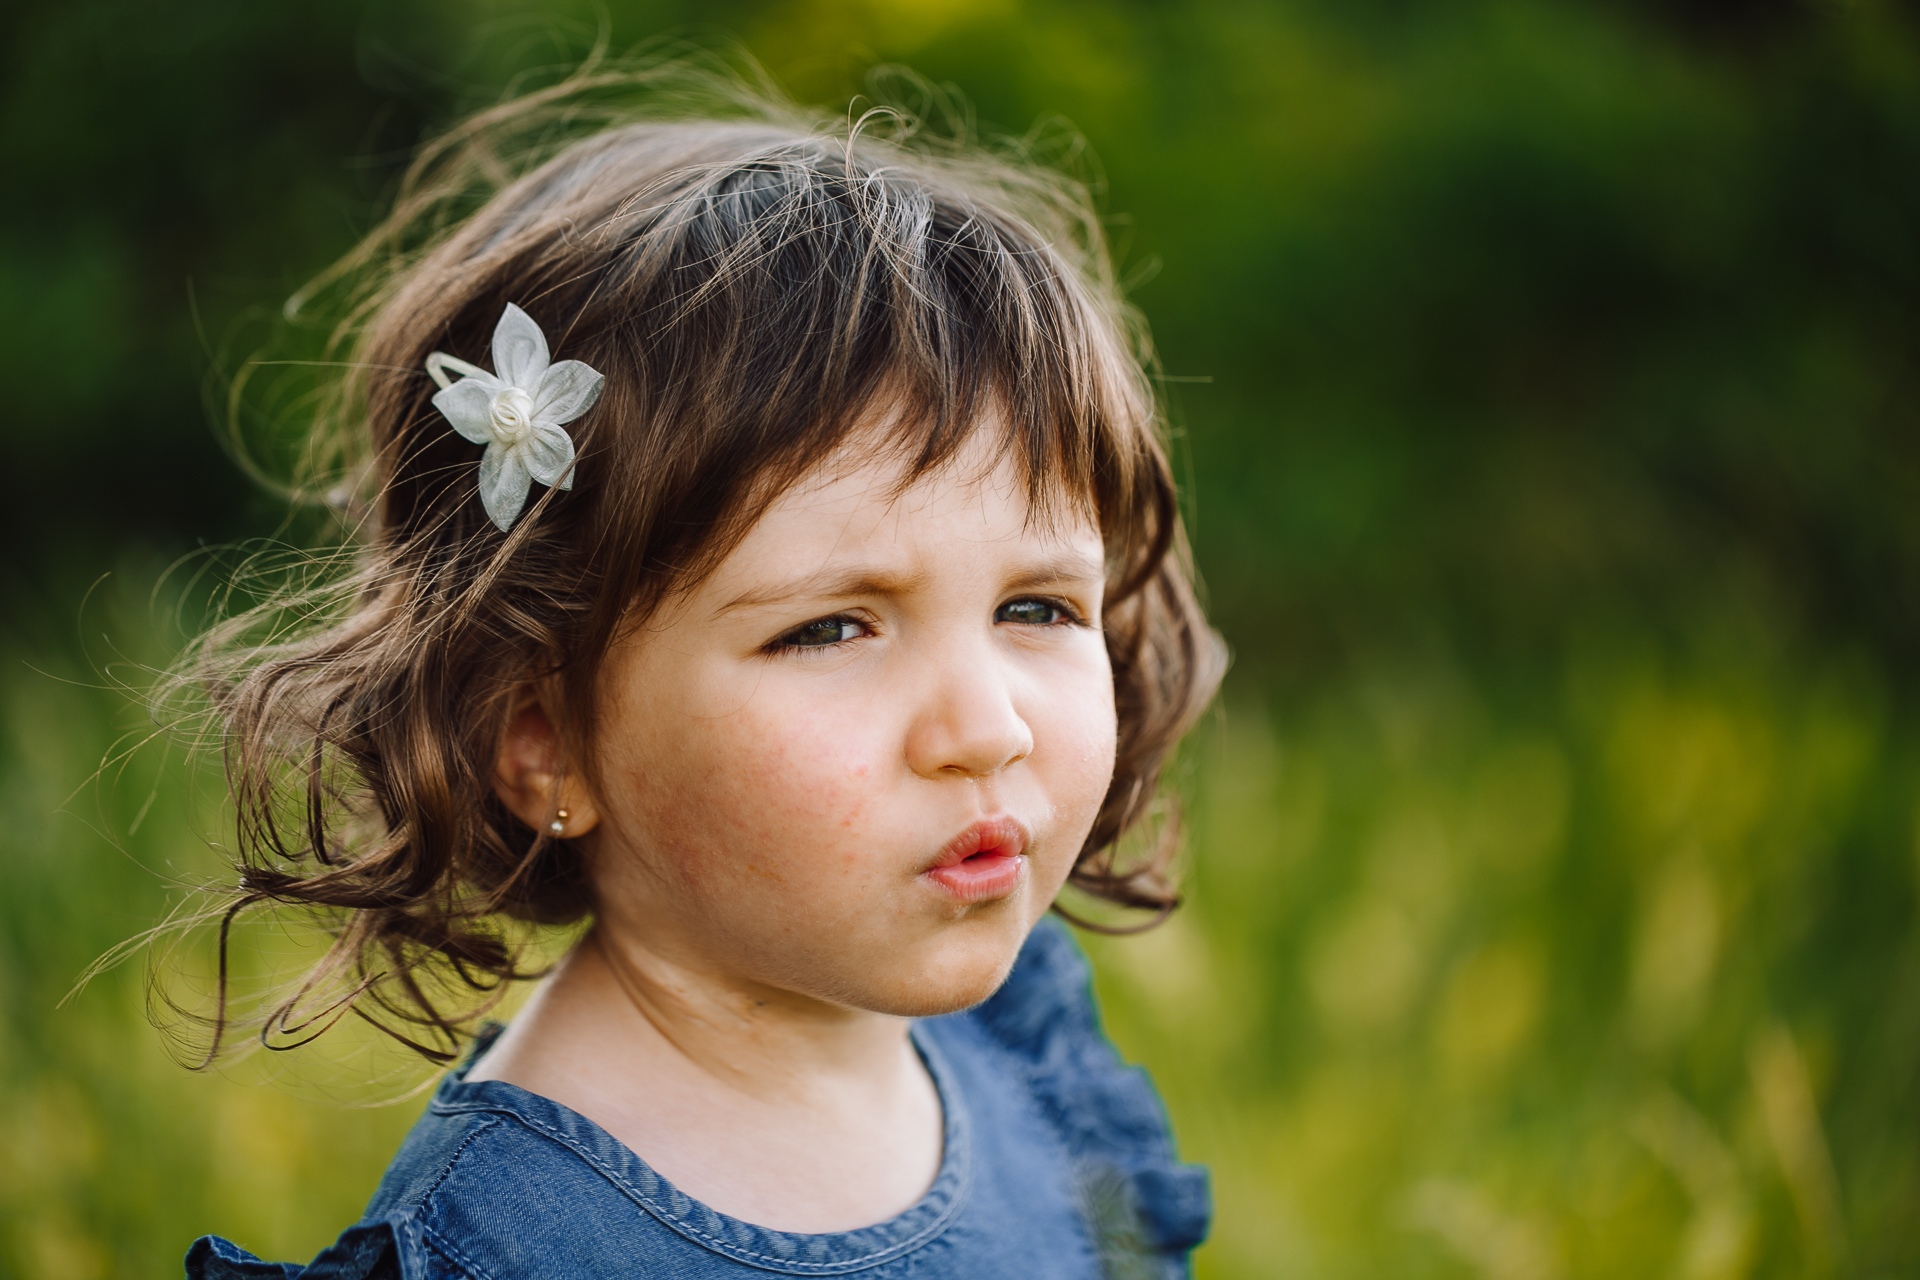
430;1021;972;1275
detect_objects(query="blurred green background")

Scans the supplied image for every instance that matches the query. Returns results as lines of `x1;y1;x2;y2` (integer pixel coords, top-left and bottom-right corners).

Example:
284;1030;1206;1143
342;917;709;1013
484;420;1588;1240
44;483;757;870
5;0;1920;1276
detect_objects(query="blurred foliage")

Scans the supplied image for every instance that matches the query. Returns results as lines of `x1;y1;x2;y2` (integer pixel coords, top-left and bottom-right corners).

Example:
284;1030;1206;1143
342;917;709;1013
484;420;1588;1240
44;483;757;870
5;0;1920;1277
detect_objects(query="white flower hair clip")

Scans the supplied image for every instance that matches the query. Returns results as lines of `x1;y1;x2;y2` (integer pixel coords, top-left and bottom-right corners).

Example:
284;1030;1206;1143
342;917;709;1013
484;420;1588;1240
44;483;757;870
425;303;604;532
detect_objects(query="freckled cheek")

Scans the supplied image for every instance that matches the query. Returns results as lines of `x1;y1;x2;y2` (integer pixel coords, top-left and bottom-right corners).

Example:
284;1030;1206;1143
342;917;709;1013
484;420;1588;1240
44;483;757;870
630;707;891;889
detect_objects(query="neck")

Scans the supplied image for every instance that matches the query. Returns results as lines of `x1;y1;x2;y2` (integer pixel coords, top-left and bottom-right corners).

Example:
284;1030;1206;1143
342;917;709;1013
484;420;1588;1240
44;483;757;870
576;922;915;1101
463;916;946;1232
468;917;923;1111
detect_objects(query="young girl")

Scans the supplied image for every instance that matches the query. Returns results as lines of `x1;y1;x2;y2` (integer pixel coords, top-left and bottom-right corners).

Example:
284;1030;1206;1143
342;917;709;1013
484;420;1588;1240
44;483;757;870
181;69;1222;1280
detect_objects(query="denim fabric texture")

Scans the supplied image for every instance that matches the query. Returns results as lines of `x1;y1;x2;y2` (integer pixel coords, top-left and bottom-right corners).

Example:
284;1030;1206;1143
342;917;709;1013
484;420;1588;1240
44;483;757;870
185;918;1210;1279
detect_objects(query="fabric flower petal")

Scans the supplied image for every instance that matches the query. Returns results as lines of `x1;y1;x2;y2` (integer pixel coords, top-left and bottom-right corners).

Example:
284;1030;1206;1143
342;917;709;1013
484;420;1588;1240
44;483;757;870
531;360;605;426
478;445;532;532
518;423;577;490
432;378;500;445
491;303;551;389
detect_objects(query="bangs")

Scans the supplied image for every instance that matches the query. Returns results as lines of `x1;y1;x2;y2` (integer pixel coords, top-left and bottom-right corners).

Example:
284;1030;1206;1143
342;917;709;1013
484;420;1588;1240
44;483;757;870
581;126;1161;603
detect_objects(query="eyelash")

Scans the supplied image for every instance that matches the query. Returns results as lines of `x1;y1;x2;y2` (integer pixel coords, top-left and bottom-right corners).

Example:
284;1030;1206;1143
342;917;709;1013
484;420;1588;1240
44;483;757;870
765;596;1089;655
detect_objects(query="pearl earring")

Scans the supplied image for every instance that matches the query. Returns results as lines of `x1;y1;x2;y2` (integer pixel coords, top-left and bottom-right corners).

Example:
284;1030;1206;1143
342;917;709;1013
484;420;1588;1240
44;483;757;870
549;808;570;837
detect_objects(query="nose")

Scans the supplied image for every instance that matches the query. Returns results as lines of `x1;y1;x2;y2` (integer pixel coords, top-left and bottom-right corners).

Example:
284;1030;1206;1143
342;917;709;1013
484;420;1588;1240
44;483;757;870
904;636;1035;781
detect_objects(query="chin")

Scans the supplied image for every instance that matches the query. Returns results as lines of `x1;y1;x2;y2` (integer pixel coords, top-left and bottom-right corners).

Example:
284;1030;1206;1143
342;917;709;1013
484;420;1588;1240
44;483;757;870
841;912;1035;1017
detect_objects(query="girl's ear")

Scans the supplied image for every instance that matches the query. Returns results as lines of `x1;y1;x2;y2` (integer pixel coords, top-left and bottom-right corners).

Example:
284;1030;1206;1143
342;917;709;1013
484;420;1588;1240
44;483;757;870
493;684;601;839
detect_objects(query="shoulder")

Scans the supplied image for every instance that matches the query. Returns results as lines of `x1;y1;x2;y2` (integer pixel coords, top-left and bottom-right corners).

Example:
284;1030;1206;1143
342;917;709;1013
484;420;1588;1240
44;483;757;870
183;1102;525;1280
929;916;1212;1264
186;1079;671;1280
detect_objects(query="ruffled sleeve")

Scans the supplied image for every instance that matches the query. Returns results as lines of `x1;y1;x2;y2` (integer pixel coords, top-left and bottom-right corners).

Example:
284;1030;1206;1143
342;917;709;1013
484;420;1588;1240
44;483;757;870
184;1220;408;1280
967;917;1212;1270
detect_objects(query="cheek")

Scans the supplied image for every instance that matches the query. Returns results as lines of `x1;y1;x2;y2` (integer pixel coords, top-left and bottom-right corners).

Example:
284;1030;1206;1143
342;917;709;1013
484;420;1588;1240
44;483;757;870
614;690;892;892
738;706;884;852
1029;660;1121;842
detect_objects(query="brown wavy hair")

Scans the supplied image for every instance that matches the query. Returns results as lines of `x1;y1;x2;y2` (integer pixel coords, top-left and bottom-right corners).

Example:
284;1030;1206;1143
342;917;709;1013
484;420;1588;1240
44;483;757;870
180;61;1223;1065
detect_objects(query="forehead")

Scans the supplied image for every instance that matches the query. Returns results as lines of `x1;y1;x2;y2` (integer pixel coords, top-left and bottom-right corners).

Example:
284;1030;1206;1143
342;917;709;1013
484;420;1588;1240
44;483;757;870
699;430;1103;599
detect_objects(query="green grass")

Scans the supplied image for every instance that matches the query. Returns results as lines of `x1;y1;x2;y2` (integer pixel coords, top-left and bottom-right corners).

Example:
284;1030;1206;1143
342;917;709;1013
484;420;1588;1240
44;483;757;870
1086;632;1919;1278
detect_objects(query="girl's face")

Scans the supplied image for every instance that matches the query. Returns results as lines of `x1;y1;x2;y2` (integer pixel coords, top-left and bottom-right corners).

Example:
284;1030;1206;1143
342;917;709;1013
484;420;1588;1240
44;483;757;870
579;431;1116;1016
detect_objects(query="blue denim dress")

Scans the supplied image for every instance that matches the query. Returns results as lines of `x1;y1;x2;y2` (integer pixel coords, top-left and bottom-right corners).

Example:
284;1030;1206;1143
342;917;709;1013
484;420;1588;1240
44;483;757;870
185;919;1210;1279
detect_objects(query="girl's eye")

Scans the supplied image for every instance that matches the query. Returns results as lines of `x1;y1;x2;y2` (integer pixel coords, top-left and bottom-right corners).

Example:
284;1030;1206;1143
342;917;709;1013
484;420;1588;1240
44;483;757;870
774;616;866;650
996;597;1079;627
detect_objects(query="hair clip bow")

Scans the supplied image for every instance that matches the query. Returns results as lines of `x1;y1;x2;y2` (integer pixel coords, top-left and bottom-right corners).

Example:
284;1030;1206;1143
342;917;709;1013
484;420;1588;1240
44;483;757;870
425;303;604;531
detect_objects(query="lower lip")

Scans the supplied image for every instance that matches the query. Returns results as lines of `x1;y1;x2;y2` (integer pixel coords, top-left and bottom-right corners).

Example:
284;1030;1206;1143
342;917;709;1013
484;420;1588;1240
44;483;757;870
924;852;1026;904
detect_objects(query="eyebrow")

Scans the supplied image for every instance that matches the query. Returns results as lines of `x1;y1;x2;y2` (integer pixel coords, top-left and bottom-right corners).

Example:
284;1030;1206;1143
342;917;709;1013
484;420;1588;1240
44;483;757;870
714;551;1106;617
